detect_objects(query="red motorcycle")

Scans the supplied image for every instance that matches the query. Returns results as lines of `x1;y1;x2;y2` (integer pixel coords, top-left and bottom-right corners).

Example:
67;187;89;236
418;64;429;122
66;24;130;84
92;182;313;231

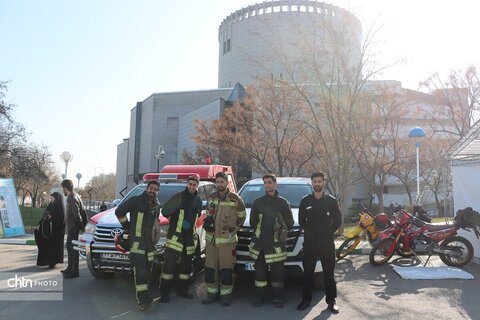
369;206;474;267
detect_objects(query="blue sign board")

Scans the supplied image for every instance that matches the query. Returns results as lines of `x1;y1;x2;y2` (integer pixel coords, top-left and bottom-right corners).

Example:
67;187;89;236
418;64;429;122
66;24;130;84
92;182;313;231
0;178;26;237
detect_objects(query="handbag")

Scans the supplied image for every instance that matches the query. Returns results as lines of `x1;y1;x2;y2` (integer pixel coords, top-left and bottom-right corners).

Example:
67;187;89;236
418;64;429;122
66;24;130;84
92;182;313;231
41;217;53;239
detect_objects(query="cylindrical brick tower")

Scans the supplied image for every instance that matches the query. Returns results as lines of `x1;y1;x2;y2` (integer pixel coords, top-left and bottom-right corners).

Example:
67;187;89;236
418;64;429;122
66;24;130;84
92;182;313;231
218;0;362;88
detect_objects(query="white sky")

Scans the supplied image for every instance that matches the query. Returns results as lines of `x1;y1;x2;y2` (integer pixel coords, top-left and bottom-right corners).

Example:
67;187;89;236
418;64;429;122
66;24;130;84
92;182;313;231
1;0;479;187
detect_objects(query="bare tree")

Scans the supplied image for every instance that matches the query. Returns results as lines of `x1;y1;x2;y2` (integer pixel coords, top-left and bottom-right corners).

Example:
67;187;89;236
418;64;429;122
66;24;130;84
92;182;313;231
193;78;320;177
389;142;417;206
181;146;225;165
420;66;480;137
0;81;27;177
85;173;116;200
419;139;452;216
21;144;55;207
281;19;390;215
348;85;409;211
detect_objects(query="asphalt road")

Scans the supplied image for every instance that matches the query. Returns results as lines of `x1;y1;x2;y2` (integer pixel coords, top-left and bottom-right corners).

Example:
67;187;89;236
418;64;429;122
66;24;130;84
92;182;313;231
0;244;479;320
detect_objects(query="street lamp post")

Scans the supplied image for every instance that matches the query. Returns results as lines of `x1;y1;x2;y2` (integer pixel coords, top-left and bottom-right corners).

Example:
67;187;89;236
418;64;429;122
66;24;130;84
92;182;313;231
408;127;426;204
75;173;82;188
154;145;166;172
60;151;73;179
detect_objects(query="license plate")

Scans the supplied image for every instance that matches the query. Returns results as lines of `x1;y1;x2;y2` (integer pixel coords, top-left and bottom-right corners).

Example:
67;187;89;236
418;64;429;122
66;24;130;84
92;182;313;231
100;253;129;260
245;263;255;271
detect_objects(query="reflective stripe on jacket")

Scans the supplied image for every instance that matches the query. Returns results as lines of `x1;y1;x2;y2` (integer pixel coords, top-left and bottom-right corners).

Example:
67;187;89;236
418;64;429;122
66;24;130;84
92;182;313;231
162;188;202;255
248;191;294;264
115;192;160;257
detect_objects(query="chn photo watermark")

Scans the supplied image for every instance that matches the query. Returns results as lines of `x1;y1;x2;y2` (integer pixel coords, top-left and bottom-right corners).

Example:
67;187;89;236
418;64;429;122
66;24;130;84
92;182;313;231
0;272;63;301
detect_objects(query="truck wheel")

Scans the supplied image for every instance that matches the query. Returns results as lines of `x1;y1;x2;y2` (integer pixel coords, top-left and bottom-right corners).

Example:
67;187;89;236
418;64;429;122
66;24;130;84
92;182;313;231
313;272;325;290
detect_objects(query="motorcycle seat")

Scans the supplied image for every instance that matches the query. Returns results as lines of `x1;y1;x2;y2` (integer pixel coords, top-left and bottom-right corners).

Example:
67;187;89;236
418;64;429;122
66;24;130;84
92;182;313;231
423;222;454;232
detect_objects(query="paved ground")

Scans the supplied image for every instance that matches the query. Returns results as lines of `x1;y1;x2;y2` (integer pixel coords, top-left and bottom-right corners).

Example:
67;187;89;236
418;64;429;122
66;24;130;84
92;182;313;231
0;243;479;320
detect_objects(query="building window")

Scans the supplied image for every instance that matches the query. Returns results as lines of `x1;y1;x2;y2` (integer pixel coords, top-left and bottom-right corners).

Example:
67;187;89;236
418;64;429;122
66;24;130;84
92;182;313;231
227;39;231;52
223;41;226;55
383;185;389;194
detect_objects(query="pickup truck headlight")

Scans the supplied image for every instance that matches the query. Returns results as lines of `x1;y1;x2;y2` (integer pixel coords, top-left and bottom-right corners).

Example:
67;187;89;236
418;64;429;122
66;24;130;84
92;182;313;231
84;222;96;234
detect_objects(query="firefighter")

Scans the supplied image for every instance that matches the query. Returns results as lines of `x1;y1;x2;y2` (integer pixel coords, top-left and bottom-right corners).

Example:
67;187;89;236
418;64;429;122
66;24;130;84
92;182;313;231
249;174;294;308
115;180;161;311
160;175;202;302
202;172;246;306
297;172;342;314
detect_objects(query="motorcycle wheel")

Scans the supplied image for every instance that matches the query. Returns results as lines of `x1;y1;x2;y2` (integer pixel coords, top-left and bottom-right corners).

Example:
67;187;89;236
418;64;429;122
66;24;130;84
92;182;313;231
438;236;474;267
369;237;396;266
336;237;360;260
395;241;415;258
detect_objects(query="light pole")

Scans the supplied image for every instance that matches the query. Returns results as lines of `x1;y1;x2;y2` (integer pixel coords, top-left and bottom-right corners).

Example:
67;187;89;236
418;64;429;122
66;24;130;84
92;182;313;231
408;127;426;204
154;145;166;172
75;173;82;188
60;151;73;179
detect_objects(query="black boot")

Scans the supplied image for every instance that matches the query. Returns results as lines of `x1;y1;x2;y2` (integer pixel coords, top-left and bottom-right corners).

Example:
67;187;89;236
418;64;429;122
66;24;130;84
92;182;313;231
220;293;232;306
272;288;284;308
202;292;219;305
178;281;193;299
252;287;266;307
160;282;170;303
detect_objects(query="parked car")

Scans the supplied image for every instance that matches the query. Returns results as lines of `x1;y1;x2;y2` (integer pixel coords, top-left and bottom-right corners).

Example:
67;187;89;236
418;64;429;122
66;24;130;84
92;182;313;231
235;177;325;288
73;165;236;279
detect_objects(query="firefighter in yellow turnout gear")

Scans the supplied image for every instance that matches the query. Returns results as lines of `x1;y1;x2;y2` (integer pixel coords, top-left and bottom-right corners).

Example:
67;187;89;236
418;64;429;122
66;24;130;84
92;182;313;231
202;172;246;306
249;174;294;308
160;175;202;302
115;180;161;311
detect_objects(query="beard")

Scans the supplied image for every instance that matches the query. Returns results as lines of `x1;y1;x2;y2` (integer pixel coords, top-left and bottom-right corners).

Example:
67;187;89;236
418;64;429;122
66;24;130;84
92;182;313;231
147;192;156;199
313;186;323;192
217;186;226;192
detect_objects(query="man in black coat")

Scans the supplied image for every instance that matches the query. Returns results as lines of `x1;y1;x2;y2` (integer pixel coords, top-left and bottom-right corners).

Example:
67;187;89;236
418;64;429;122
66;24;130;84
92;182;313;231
61;179;85;279
115;180;161;311
297;172;342;314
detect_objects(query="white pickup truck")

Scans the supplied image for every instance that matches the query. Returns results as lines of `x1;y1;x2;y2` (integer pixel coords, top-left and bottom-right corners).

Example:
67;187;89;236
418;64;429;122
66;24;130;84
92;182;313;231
235;177;324;288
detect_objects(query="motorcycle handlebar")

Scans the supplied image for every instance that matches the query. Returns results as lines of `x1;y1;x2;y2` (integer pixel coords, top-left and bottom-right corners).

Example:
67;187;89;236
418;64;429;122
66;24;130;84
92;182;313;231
350;216;360;223
356;202;367;211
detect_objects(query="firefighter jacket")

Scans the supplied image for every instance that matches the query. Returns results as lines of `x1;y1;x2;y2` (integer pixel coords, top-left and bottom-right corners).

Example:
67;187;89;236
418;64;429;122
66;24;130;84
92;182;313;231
248;191;294;264
204;189;246;246
299;193;342;251
115;192;160;259
162;188;202;256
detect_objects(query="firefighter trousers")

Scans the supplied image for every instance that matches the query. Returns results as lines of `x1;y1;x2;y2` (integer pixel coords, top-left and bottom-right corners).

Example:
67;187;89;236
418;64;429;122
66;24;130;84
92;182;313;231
130;252;154;305
204;241;236;297
302;245;337;304
160;247;193;295
254;252;284;299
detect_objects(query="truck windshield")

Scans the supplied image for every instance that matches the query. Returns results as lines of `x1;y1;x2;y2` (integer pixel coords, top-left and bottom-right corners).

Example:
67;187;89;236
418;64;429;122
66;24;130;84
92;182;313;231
239;184;312;208
119;183;186;206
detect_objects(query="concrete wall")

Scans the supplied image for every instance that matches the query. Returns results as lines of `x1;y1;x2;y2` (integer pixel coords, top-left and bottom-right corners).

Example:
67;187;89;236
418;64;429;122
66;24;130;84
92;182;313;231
218;0;362;87
115;139;129;199
178;99;224;161
117;88;233;194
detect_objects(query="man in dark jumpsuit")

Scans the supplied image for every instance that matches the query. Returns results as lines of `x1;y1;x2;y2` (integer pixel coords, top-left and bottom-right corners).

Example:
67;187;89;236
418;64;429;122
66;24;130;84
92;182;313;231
297;172;342;314
160;175;202;302
249;174;294;308
115;180;161;311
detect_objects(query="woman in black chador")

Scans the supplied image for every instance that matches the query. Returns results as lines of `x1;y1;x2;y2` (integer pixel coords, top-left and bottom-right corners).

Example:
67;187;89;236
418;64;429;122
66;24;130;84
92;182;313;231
35;192;65;268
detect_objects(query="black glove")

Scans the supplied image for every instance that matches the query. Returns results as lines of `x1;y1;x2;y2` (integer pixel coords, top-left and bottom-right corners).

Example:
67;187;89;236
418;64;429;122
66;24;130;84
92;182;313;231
203;215;215;233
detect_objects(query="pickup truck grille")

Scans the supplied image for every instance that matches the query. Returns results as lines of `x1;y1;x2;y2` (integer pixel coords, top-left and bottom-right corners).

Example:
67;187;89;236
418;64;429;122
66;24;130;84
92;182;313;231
94;226;121;243
237;226;301;252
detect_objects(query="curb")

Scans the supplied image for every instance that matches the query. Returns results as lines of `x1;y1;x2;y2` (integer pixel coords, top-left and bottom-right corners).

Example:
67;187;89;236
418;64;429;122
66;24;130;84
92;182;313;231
0;238;36;245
